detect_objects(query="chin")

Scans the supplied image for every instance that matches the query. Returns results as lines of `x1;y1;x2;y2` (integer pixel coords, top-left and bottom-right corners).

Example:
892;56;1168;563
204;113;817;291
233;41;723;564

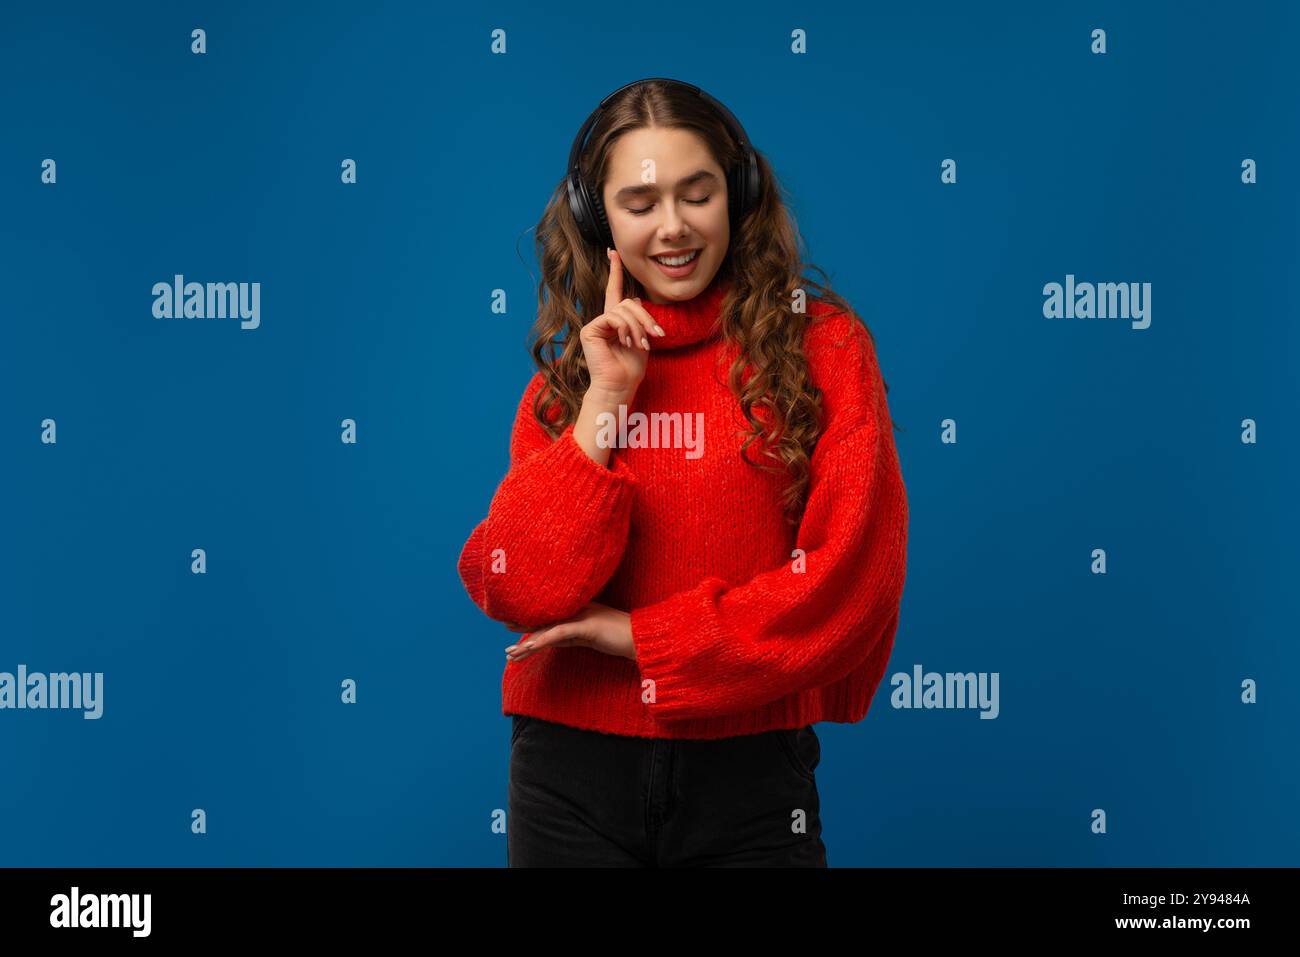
652;281;700;303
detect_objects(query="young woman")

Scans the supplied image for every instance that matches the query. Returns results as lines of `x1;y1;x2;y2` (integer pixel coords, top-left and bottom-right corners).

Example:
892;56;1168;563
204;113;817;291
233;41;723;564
457;78;909;867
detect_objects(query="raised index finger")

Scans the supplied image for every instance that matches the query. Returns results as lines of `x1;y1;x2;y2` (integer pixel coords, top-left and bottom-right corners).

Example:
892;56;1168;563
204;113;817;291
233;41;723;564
606;248;624;314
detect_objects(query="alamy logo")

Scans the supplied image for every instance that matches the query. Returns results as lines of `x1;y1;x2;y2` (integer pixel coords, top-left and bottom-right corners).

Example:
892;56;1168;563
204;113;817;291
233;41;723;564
50;886;151;937
0;665;103;719
890;664;1000;719
152;274;260;329
596;404;704;459
1043;273;1150;329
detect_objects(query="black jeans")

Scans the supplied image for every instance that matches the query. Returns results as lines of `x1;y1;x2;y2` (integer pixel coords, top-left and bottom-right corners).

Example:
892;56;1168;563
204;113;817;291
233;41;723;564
507;715;828;867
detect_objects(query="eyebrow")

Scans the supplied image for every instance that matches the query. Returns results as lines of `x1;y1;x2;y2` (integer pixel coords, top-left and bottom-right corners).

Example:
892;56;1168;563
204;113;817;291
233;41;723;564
612;169;720;202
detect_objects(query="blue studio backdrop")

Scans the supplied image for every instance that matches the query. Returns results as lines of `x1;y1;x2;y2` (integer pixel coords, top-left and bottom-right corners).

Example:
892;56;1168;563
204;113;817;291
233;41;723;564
1;1;1296;867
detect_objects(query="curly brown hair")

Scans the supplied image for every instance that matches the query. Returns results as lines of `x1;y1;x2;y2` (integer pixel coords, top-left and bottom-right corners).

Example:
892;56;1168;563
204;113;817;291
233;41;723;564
527;80;892;526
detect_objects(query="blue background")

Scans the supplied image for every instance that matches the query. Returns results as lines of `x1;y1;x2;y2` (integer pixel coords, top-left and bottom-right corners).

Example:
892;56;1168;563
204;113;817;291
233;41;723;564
1;0;1296;866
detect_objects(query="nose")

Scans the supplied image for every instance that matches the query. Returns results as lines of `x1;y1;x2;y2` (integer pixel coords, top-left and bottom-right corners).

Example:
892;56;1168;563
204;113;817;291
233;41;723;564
658;203;689;240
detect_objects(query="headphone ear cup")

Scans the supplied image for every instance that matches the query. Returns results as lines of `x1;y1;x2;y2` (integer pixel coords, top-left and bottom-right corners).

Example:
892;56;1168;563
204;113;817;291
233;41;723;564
568;173;598;248
726;168;738;232
571;172;612;250
728;161;748;234
589;185;613;250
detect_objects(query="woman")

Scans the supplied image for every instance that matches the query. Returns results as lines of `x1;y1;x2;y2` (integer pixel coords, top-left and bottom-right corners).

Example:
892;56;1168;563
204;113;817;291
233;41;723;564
457;78;909;867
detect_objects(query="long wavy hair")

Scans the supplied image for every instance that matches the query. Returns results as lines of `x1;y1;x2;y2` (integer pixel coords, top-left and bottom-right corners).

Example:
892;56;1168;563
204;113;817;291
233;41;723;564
528;80;892;526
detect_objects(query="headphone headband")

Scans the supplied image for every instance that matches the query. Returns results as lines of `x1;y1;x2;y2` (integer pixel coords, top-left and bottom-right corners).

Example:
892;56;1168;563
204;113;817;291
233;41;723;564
565;77;760;251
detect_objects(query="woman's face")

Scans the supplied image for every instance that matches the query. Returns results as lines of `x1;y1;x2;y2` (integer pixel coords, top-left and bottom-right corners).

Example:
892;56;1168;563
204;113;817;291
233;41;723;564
601;126;730;305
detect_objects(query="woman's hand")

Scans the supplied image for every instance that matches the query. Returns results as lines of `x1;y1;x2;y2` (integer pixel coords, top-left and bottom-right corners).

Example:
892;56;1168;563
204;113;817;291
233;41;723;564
580;249;664;400
504;601;637;663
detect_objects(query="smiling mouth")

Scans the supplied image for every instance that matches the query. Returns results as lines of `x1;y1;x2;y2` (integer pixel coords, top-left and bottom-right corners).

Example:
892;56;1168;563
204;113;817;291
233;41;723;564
650;249;701;266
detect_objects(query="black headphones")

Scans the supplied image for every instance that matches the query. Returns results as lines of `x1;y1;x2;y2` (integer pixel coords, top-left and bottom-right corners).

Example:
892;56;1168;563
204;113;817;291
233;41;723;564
565;77;761;251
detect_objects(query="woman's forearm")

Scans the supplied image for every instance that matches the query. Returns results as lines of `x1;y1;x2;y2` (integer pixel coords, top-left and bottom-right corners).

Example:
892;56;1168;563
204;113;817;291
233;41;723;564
574;387;633;467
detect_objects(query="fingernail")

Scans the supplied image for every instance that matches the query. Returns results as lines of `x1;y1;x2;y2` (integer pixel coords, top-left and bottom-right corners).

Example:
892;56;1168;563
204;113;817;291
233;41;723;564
654;324;665;336
641;336;650;350
505;645;516;653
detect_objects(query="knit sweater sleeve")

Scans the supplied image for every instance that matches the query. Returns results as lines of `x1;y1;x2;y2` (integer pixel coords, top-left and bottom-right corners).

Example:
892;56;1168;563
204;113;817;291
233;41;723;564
629;316;908;722
457;374;638;630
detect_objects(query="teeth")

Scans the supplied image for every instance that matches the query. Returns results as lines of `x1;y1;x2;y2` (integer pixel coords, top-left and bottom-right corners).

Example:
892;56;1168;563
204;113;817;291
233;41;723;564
654;250;698;266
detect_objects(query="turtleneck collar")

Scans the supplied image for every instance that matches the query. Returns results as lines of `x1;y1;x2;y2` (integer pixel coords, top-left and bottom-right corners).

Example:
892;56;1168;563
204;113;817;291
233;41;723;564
637;272;732;350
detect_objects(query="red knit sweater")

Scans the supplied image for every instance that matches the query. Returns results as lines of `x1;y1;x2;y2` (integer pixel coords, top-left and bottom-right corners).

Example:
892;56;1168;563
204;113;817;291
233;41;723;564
457;272;908;740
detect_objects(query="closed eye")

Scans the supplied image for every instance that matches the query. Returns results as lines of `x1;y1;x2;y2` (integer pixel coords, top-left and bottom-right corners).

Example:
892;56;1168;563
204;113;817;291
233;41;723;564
627;195;713;216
